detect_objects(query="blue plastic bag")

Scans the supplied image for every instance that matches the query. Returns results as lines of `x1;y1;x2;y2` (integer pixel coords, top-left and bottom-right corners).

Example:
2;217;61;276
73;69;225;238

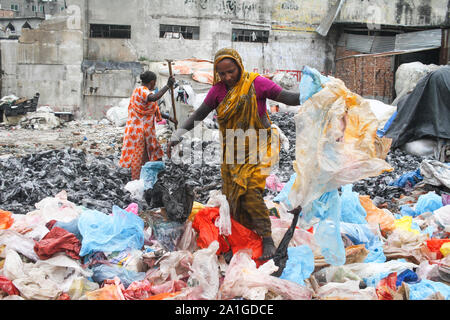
91;264;146;289
408;279;450;300
273;173;297;210
305;190;345;266
388;169;423;188
399;205;418;218
140;161;166;190
415;192;443;215
78;206;145;257
280;245;315;286
340;184;367;224
299;66;330;105
377;111;397;137
340;222;386;263
396;269;419;287
55;217;82;240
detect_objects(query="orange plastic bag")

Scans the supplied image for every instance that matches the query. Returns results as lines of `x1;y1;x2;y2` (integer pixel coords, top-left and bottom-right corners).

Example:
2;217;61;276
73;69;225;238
145;291;181;300
192;207;264;266
426;239;450;260
359;196;396;234
85;284;125;300
0;210;14;230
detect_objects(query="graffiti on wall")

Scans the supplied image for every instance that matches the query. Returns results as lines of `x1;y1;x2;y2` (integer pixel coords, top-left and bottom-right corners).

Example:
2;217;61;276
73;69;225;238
183;0;262;17
272;0;328;25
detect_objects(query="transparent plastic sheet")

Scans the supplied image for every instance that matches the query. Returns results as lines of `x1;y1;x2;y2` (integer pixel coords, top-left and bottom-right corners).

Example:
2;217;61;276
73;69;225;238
279;245;315;286
219;249;314;300
433;205;450;233
77;206;145;257
414;192;443;215
206;190;232;237
273;173;296;209
176;220;198;252
340;184;367;224
151;218;185;252
316;280;378;300
188;241;220;300
289;77;393;212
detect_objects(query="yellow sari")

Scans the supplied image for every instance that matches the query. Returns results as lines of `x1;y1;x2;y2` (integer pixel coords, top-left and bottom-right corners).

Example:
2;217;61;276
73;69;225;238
214;48;280;238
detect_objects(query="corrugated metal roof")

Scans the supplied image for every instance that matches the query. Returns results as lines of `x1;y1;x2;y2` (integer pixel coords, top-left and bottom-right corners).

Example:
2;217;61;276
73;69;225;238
346;34;374;53
395;29;442;51
371;36;396;53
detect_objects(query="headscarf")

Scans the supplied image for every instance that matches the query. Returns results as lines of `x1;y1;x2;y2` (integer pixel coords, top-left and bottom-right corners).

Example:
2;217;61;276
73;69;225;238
213;48;245;86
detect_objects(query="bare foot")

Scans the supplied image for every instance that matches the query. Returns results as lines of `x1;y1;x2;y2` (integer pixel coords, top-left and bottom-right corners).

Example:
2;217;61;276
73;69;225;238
259;236;276;261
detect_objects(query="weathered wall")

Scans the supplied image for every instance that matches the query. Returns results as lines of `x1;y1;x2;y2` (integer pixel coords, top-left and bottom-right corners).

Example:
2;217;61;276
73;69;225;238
337;0;449;27
1;14;84;115
85;0;335;75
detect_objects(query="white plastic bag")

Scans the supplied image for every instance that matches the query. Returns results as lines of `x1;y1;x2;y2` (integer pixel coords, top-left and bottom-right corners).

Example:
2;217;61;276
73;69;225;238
317;280;378;300
124;179;145;202
188;241;220;300
0;230;40;261
207;190;232;237
219;249;314;300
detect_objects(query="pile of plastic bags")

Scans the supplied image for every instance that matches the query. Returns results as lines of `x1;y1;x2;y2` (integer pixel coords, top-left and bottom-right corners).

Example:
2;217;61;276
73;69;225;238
1;67;449;301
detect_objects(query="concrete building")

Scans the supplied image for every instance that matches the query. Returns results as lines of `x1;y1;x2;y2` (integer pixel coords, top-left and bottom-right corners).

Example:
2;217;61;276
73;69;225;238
0;0;449;120
0;0;66;39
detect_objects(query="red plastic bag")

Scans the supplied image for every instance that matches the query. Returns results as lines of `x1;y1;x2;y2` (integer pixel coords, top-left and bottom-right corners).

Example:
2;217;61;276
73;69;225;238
122;279;152;300
34;227;81;260
192;207;264;266
0;276;20;296
426;239;450;260
376;272;398;300
0;210;14;230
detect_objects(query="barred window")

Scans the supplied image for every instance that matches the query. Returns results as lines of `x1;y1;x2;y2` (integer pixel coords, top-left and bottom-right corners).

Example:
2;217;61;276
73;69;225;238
232;29;269;43
90;24;131;39
160;24;199;40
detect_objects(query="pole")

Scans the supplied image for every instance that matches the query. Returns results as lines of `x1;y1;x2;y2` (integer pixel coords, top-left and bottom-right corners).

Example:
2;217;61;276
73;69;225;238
166;59;178;129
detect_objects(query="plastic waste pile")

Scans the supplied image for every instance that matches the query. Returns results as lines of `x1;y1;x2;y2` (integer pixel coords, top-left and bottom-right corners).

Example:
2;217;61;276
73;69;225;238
1;68;449;301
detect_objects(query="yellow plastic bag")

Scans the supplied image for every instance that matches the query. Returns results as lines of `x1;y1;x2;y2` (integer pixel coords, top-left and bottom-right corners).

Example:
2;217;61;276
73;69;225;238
441;242;450;257
188;202;205;222
394;216;420;235
288;77;393;211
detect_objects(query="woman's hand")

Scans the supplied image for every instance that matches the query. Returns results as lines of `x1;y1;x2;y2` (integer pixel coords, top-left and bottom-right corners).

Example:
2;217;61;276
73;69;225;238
169;117;178;126
166;76;175;88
